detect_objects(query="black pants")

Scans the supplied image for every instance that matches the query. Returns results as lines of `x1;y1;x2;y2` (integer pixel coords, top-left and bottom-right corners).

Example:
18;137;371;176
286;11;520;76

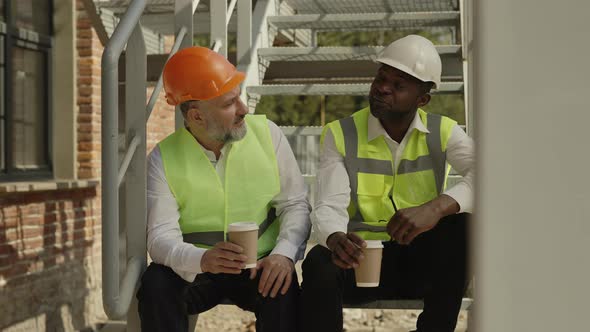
137;263;300;332
301;213;469;332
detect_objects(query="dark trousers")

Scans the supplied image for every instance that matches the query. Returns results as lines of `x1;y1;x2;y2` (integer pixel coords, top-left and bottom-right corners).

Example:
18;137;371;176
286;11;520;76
137;263;300;332
301;213;469;332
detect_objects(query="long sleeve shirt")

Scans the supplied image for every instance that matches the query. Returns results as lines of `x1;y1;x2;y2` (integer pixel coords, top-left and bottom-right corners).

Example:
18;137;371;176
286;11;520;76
312;111;475;248
147;120;311;282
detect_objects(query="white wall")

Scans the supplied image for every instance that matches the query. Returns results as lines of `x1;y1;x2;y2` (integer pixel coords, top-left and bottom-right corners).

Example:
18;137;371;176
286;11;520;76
474;0;590;331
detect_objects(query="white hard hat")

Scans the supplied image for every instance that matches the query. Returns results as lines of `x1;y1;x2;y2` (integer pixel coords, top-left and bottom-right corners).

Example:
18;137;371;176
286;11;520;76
375;35;442;89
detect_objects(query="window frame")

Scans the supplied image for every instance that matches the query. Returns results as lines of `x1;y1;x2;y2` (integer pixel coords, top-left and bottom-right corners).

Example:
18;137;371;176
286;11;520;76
0;0;54;182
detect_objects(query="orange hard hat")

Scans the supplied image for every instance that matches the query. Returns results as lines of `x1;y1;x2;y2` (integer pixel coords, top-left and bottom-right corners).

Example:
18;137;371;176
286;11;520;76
162;46;245;105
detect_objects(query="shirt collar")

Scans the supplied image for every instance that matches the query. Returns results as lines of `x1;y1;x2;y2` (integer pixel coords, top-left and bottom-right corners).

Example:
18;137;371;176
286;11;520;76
185;127;232;162
367;110;430;142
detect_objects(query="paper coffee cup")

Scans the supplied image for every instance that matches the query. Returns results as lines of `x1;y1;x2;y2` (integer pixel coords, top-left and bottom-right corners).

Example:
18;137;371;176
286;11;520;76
354;240;384;287
228;222;259;269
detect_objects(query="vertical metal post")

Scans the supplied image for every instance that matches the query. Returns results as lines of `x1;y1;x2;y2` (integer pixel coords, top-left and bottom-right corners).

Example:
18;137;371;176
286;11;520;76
237;0;252;68
124;22;147;332
239;0;277;109
101;0;146;320
174;0;194;129
210;0;228;57
461;0;474;136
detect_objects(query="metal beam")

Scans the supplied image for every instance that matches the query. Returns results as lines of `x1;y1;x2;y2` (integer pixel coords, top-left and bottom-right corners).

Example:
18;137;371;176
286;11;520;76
81;0;110;46
174;0;194;129
210;0;228;56
247;82;464;96
268;12;461;30
257;45;462;61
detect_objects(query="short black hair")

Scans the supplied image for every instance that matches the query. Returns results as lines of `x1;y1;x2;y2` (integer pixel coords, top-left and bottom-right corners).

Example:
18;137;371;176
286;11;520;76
418;81;435;95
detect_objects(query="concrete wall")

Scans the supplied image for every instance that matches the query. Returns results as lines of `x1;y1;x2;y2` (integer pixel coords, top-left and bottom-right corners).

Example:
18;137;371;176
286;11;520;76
474;0;590;330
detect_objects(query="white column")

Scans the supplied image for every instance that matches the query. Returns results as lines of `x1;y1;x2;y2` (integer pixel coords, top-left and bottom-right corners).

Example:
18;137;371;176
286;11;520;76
474;0;590;331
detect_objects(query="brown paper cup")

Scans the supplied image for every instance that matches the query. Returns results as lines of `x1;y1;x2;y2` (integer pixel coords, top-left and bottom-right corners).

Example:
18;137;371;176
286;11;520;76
354;240;384;287
228;222;259;269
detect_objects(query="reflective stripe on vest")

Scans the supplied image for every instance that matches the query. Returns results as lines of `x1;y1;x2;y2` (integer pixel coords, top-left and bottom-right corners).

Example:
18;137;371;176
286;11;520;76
182;208;276;246
336;110;451;234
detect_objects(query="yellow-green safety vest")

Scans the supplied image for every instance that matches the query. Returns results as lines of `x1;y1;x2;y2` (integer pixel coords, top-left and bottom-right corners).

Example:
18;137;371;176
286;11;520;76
158;114;281;258
322;107;456;241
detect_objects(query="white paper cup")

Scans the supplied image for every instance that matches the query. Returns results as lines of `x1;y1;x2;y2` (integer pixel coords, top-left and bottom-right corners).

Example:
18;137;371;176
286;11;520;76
354;240;384;287
228;222;259;269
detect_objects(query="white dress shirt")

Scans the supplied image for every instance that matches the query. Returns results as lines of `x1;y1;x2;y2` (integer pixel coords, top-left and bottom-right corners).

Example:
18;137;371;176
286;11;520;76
147;120;311;282
312;111;475;248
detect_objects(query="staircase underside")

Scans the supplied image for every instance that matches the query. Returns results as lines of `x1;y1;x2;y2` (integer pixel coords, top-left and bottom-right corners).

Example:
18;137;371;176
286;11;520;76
282;0;459;13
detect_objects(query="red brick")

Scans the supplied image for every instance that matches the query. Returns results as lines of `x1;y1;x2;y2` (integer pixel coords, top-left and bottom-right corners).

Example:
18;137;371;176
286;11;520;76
78;48;93;57
2;206;18;218
77;29;92;38
78;86;93;96
23;237;43;250
1;216;18;228
22;215;42;226
76;19;91;29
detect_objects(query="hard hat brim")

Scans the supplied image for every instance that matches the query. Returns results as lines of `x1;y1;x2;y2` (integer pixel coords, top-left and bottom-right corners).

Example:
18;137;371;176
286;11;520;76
375;58;440;89
201;70;246;101
166;70;246;105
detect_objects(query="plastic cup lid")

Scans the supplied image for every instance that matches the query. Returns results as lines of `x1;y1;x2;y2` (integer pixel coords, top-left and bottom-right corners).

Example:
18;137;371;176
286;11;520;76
228;222;259;232
364;240;384;249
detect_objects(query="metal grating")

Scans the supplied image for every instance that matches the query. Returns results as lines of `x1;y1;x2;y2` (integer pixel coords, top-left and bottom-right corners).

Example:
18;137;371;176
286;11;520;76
268;12;460;30
258;45;461;62
247;82;464;96
283;0;458;14
94;0;210;14
99;7;164;54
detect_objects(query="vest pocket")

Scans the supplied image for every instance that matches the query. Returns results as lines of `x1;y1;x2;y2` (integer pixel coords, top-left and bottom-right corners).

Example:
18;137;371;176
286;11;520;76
357;173;386;196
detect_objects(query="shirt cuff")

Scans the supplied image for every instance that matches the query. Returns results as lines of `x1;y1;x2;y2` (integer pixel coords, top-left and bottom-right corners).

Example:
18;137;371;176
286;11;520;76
270;239;301;262
443;183;473;214
170;245;206;282
314;222;348;249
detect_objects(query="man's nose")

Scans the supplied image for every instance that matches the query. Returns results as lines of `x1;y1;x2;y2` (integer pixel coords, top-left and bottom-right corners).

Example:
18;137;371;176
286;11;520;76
376;83;392;95
236;98;248;116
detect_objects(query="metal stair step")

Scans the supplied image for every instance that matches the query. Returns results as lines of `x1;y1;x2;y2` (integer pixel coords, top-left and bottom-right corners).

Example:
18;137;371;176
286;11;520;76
268;12;460;30
258;45;461;61
259;46;463;82
247;82;464;96
283;0;459;14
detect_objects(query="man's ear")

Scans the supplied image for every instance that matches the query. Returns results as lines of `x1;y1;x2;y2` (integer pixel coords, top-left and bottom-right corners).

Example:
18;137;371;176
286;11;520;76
417;93;431;108
186;106;205;126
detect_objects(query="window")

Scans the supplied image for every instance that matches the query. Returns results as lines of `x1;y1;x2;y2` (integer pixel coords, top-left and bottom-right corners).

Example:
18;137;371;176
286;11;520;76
0;0;52;181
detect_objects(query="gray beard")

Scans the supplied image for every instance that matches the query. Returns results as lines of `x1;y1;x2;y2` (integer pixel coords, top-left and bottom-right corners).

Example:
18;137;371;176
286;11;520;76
211;122;247;144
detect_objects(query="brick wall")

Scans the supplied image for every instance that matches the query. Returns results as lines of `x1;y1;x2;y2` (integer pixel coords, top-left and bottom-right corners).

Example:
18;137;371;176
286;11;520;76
0;187;103;331
0;1;176;330
76;1;103;180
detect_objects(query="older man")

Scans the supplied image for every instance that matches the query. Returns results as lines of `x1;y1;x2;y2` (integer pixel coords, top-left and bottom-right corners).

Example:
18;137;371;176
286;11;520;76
137;47;311;332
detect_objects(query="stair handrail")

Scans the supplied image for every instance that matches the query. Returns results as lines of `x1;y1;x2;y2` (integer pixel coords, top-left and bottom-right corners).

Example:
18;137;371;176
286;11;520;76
101;0;146;319
237;0;278;110
146;26;187;119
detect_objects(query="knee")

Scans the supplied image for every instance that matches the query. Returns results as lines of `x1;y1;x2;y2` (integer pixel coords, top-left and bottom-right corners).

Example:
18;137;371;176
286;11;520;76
138;263;184;301
302;245;340;288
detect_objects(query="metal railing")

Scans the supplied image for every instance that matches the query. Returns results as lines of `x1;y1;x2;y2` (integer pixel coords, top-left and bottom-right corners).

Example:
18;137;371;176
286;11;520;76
101;0;195;321
102;0;262;323
101;0;147;319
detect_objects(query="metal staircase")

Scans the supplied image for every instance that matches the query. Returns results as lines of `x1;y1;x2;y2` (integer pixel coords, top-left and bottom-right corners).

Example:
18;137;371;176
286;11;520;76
96;0;473;330
249;4;464;100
